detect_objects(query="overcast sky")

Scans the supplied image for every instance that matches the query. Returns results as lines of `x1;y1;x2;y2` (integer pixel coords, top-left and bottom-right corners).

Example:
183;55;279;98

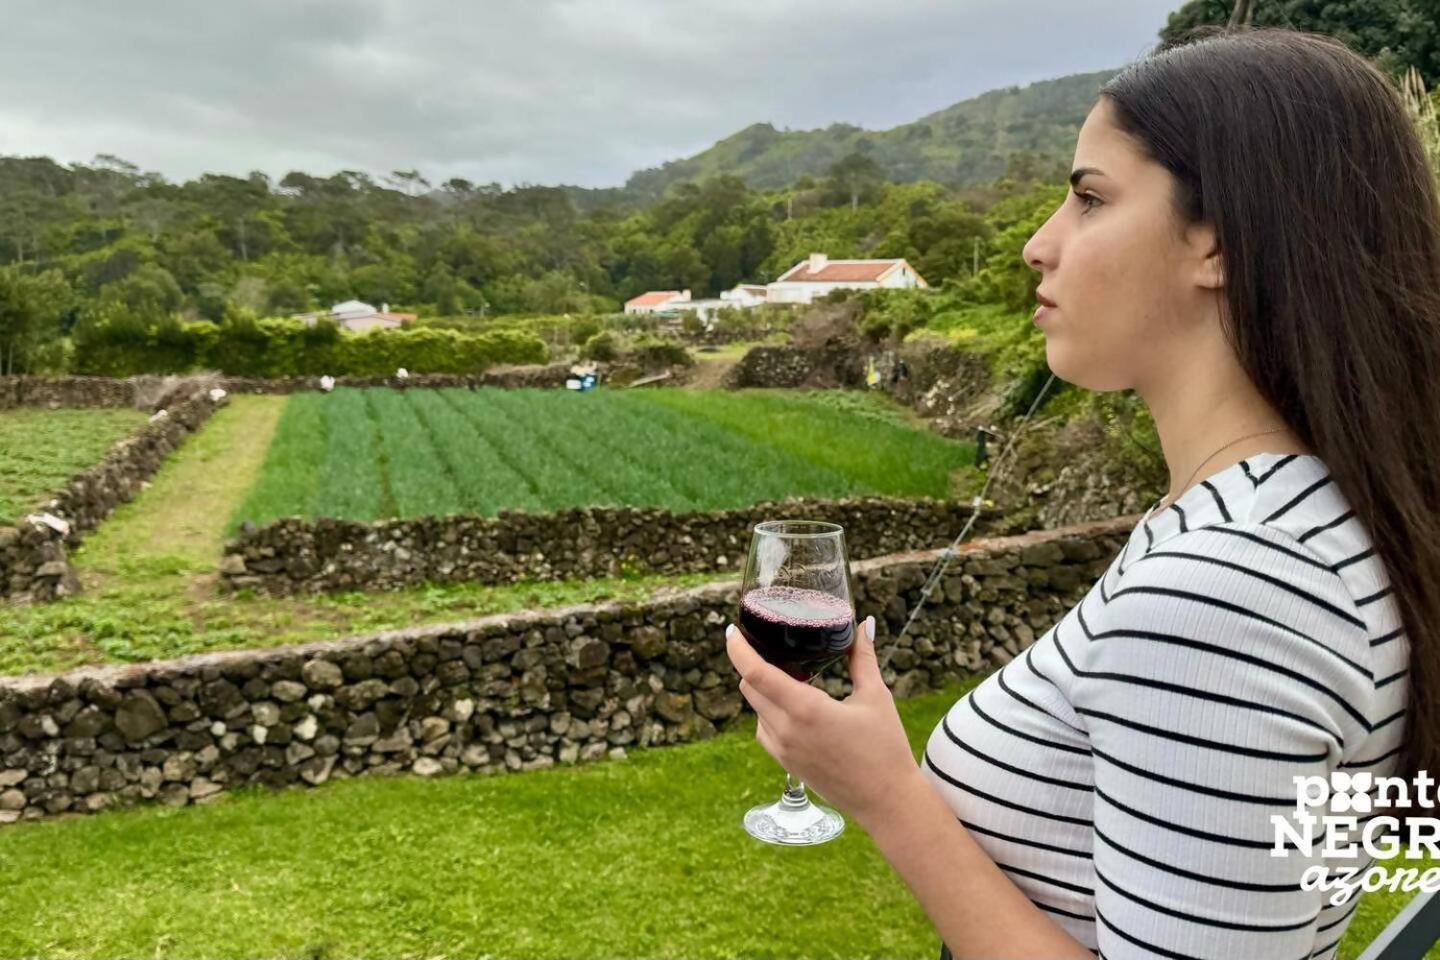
0;0;1179;189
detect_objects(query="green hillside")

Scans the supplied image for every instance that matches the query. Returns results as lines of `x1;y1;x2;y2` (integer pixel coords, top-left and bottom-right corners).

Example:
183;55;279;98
617;69;1118;200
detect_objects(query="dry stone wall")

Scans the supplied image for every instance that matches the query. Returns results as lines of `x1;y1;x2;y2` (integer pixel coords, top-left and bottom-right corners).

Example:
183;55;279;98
0;514;1131;824
219;496;1010;595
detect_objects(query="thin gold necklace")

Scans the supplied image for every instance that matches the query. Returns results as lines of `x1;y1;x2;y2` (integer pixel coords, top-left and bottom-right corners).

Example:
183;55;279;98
1151;428;1291;514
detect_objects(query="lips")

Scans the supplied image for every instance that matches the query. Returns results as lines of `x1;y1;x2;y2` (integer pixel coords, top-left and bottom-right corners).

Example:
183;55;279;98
1033;289;1056;326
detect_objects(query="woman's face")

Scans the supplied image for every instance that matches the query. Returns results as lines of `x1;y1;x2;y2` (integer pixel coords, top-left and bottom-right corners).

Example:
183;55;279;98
1021;96;1219;393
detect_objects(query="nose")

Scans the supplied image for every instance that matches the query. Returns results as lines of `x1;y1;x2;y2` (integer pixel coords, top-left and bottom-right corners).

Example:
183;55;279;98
1021;205;1061;273
1021;223;1053;274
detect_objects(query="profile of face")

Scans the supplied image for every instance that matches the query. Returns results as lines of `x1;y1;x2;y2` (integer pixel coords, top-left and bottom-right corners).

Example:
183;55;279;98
1021;96;1225;393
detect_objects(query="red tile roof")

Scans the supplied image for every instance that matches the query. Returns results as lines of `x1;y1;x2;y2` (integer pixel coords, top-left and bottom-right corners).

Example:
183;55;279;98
626;290;682;307
776;259;907;283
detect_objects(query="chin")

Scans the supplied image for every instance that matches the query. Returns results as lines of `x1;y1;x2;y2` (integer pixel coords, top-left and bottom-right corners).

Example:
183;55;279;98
1043;341;1122;393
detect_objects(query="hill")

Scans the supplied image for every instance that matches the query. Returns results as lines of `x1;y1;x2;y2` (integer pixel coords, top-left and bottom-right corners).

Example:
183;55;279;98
611;68;1117;202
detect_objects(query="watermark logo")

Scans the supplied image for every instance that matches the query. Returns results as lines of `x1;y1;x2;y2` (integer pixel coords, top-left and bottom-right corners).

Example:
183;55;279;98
1271;771;1440;905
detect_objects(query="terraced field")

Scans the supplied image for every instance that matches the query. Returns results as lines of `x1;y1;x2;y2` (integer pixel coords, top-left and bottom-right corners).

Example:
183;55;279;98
230;386;972;530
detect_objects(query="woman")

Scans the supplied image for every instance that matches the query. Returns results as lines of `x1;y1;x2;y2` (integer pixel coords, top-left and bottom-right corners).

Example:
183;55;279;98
725;26;1440;960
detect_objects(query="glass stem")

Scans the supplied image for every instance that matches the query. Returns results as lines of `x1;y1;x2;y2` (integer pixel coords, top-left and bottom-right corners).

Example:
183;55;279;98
781;771;810;808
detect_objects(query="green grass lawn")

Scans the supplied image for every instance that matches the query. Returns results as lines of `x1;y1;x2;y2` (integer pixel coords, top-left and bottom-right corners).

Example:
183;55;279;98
230;386;973;531
0;406;149;522
0;679;1429;959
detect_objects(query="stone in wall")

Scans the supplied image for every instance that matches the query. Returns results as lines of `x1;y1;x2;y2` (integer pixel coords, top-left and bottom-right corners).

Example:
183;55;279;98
0;515;1130;825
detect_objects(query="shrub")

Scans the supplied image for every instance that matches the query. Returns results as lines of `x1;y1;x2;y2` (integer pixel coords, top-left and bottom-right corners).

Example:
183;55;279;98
579;330;621;362
72;314;547;377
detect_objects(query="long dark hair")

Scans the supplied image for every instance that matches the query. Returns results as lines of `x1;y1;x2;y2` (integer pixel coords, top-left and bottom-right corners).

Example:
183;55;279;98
1100;26;1440;830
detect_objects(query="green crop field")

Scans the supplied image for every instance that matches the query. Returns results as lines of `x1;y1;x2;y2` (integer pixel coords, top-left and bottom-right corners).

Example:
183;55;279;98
0;407;149;522
231;387;973;531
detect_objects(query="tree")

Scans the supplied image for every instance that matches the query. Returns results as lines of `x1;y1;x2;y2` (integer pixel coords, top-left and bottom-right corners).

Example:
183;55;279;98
0;267;73;374
1161;0;1440;85
825;152;885;211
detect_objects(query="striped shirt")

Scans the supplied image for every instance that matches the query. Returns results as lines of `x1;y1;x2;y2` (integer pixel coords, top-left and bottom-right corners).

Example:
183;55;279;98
922;452;1411;960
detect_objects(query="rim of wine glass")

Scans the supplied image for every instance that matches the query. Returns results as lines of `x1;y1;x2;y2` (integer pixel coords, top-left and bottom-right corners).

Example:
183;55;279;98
753;520;844;538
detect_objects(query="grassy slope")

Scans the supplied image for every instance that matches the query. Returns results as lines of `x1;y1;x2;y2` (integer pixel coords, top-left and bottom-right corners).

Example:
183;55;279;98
0;679;1428;959
0;407;149;522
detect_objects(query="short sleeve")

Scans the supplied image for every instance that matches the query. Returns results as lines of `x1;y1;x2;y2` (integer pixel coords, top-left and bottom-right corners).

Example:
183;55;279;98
1070;522;1374;960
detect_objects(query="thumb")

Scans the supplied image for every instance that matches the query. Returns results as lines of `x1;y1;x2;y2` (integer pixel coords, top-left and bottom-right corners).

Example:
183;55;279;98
847;614;884;695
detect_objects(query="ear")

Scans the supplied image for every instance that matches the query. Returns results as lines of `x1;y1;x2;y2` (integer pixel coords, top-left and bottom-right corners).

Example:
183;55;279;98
1186;220;1224;291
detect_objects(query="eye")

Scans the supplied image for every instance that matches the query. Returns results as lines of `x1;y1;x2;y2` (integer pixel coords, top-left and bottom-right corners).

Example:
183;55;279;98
1073;189;1101;213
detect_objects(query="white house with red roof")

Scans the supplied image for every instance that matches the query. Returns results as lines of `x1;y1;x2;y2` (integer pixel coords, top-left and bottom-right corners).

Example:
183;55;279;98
765;253;928;305
623;289;692;315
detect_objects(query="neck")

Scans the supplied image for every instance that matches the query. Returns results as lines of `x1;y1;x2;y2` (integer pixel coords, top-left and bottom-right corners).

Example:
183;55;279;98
1135;335;1312;505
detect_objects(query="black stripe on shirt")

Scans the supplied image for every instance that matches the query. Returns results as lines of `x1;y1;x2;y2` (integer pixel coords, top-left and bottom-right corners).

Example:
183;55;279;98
1125;546;1366;632
1299;509;1355;544
993;859;1094;896
1261;473;1333;523
1094;865;1319;931
1370;627;1404;648
1095;824;1306;890
1091;742;1307;805
1376;667;1409;688
1031;897;1096;923
969;690;1091;756
1206;525;1345;577
1330;547;1375;573
940;713;1094;792
1099;584;1372;681
1356;585;1393;606
1074;706;1329;762
959;815;1093;860
1339;743;1403;769
1094;783;1293;850
1373;707;1407;730
1054;619;1347;749
922;750;1094;827
1096;906;1308;960
998;666;1087;737
1071;603;1371;734
1200;479;1233;522
1257;454;1300;485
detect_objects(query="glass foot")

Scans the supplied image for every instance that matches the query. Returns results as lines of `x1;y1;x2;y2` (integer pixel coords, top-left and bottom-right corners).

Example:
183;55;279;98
743;788;845;846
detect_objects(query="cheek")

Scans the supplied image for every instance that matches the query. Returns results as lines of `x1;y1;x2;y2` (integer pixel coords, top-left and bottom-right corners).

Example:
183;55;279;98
1044;219;1166;391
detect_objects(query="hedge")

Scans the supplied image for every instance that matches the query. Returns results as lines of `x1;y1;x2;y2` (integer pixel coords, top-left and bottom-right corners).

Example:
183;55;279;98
73;316;548;377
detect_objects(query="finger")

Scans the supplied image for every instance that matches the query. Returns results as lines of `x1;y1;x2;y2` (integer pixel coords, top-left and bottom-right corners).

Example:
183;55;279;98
847;614;885;696
739;675;788;735
725;624;820;713
755;715;783;763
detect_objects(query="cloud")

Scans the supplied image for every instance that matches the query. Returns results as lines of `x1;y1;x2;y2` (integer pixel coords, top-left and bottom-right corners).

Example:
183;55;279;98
0;0;1176;187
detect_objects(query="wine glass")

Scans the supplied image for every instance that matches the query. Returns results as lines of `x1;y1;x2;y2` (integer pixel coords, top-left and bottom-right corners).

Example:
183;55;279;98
736;519;855;846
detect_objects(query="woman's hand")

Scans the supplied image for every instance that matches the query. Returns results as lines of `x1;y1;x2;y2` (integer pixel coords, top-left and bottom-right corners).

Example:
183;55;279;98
724;614;923;829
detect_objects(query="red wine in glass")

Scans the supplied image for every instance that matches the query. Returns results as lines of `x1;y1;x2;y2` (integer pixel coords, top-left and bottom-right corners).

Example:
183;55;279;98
738;585;855;681
736;519;855;845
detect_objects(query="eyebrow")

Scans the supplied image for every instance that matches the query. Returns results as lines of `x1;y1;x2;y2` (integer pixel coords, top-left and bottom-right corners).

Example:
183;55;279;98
1069;167;1105;188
